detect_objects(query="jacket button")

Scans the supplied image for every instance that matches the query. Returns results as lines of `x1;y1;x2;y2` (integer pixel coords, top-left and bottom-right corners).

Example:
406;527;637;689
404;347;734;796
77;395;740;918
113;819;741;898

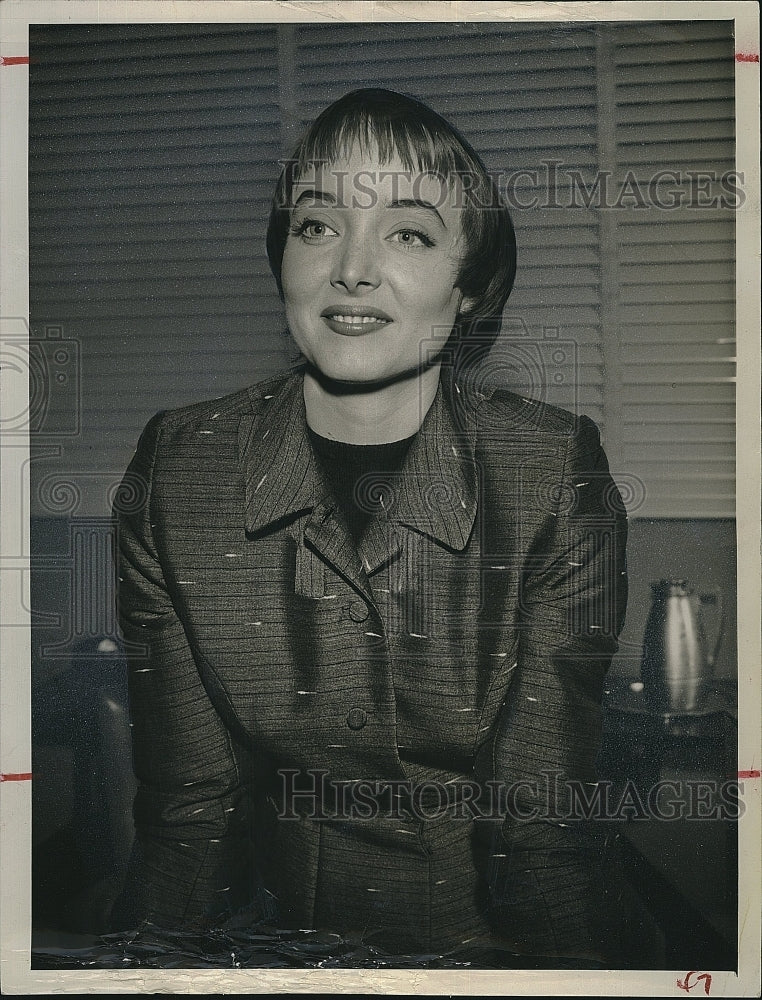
346;708;368;730
349;600;369;622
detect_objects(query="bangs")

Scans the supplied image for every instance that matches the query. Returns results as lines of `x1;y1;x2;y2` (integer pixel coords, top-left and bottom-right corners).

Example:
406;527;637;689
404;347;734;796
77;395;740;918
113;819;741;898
289;95;478;183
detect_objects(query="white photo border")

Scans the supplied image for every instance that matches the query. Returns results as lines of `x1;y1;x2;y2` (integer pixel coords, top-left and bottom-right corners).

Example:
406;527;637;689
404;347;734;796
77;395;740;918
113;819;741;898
1;1;759;995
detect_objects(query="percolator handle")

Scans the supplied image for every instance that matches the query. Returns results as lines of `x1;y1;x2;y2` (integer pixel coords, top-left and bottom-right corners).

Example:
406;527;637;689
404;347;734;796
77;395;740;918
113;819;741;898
699;589;725;669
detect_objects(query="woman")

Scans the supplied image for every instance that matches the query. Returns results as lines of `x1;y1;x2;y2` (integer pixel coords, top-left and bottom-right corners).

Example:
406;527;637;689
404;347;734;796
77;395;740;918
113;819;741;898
111;88;628;965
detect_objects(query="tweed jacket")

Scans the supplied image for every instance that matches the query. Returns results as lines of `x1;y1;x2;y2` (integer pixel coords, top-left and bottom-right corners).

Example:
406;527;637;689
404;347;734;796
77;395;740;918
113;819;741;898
112;368;628;961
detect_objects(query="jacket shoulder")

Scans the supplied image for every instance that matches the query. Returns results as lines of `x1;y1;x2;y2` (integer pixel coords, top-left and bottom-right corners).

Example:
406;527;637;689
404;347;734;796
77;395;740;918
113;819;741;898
143;371;297;439
469;382;590;437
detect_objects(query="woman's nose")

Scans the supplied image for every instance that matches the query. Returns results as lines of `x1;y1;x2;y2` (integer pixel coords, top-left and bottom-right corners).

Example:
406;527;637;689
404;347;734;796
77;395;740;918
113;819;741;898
330;231;380;293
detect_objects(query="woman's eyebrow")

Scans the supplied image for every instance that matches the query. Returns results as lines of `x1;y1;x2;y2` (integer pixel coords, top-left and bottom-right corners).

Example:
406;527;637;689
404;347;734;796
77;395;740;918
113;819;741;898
292;188;337;208
388;198;446;227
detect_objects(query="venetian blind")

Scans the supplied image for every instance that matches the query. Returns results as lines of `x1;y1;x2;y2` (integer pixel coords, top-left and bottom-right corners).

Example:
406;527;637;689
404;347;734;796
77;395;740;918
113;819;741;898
28;20;736;518
29;23;289;518
604;20;736;518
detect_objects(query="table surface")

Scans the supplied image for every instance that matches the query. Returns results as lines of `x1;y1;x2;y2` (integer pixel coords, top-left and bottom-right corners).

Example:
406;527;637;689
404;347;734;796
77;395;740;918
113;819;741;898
600;675;738;955
603;676;737;720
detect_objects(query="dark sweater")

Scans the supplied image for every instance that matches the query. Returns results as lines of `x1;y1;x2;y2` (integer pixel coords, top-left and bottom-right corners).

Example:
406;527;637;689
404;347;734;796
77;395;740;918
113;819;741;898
306;427;416;542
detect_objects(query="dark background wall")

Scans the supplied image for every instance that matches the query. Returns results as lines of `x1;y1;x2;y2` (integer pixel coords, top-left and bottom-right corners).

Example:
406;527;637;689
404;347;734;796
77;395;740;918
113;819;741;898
612;518;735;680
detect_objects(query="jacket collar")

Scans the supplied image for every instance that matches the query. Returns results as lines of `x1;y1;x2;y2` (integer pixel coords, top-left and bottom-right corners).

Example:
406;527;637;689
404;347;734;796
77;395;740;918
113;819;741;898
238;369;478;553
238;375;328;533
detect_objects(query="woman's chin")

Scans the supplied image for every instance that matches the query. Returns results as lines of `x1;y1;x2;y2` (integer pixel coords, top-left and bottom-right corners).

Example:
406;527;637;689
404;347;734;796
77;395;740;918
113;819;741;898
307;360;430;392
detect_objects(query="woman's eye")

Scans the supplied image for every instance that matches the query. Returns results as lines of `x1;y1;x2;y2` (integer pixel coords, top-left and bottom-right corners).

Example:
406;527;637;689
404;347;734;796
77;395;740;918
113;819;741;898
291;219;338;241
389;228;435;248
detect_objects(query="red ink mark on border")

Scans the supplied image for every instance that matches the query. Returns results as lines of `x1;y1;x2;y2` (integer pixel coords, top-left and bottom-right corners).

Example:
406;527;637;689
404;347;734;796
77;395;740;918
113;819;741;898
1;56;31;66
737;769;761;779
0;772;33;782
735;52;759;62
677;971;712;995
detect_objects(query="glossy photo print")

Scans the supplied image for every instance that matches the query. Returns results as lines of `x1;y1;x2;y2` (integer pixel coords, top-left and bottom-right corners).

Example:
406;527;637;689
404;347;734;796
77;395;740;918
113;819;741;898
0;2;759;996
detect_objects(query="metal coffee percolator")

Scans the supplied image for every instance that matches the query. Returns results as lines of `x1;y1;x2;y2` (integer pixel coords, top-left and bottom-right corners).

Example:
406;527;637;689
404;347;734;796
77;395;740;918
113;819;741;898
640;579;724;713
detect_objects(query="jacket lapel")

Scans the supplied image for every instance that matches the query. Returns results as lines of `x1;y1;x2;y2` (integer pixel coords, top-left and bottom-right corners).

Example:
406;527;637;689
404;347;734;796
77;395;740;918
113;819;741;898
355;372;479;578
392;372;478;552
237;369;479;598
237;375;372;600
238;377;321;534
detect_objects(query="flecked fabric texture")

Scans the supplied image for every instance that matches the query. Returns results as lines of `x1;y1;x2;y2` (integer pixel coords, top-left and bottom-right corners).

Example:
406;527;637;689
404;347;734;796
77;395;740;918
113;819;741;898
111;368;628;963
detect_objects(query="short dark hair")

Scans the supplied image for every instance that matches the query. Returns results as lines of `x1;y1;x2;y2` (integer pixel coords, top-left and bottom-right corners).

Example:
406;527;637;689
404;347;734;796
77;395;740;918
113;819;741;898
266;88;516;360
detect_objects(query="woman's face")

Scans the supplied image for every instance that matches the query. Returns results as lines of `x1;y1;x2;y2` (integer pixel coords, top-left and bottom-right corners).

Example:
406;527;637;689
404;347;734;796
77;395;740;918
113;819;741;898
281;141;471;385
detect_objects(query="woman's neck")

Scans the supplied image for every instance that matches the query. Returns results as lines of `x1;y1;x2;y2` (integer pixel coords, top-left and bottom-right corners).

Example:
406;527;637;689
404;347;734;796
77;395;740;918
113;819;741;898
302;363;441;444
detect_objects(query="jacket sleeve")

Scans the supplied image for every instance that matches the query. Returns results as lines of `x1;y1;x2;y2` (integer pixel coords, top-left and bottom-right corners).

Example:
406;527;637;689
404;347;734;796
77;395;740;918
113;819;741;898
477;414;628;964
109;413;256;932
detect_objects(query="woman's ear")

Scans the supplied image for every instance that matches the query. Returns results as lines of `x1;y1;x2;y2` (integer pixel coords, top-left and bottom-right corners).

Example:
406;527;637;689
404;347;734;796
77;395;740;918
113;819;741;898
458;293;477;315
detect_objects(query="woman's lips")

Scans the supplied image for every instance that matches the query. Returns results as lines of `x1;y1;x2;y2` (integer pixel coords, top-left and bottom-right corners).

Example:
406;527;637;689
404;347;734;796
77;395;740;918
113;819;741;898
320;307;392;337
